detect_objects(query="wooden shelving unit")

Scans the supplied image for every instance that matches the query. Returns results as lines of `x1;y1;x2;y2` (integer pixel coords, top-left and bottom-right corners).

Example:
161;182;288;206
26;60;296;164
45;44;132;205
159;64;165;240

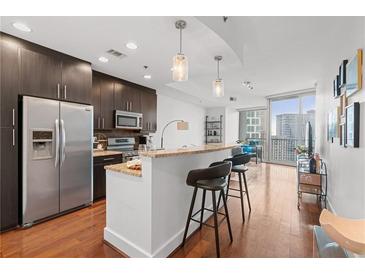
205;115;223;144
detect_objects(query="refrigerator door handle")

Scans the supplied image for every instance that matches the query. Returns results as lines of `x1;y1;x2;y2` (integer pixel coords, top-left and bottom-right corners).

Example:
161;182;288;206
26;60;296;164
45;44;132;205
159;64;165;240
55;119;60;167
60;119;66;166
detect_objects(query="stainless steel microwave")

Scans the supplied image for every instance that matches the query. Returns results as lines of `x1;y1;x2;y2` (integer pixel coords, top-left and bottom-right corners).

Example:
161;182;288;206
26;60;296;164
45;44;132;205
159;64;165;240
115;110;143;130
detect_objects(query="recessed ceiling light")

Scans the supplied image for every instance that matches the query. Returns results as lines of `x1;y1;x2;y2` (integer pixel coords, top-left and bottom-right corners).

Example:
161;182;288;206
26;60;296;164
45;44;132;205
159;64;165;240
144;75;152;79
12;22;31;32
126;42;138;50
98;56;109;63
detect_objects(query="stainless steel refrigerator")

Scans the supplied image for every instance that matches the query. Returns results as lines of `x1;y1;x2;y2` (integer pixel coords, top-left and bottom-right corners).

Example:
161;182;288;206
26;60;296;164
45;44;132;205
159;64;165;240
22;96;93;226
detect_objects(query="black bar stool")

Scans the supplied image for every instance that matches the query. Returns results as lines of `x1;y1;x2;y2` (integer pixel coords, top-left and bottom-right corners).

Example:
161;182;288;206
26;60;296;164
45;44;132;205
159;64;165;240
218;154;252;222
181;161;233;257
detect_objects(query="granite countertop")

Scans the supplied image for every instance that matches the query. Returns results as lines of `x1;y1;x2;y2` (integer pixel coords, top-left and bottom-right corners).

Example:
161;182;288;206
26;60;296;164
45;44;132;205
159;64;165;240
93;150;123;157
139;144;239;158
104;163;142;177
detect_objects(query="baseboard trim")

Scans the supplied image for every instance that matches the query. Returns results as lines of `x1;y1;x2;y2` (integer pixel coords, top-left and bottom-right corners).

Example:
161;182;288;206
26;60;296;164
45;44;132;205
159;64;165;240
104;206;214;258
104;227;152;258
152;205;214;258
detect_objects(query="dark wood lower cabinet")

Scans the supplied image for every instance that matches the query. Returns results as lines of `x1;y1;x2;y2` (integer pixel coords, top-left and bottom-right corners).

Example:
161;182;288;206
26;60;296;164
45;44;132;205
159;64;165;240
93;154;122;201
0;127;18;231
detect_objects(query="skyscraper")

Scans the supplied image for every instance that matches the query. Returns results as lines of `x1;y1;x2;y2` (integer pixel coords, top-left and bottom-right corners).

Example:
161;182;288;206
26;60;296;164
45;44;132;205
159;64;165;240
272;110;315;162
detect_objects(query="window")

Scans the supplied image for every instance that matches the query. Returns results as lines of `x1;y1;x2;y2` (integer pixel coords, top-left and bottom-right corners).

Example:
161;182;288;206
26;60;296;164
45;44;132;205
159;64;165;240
247;126;254;132
239;108;268;160
269;93;315;164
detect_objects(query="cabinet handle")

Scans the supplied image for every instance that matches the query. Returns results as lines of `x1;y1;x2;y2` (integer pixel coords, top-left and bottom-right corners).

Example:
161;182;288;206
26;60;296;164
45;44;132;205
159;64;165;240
57;83;60;99
12;129;15;146
98;117;100;129
64;85;67;99
102;118;105;129
130;102;132;112
148;122;150;131
103;157;116;161
12;108;15;126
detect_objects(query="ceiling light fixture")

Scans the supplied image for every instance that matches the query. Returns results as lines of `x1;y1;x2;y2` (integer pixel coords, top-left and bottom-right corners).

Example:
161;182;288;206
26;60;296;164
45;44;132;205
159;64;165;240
143;66;151;79
172;20;188;81
243;81;254;90
98;56;109;63
213;56;224;97
126;42;138;50
12;22;31;32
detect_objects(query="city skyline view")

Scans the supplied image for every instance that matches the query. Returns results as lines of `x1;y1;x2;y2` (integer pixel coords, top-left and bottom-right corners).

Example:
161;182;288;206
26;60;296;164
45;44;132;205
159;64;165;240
271;95;315;136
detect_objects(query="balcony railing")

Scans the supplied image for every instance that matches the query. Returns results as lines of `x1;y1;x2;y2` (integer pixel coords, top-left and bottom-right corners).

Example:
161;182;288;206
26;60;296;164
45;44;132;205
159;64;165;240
270;138;304;163
244;137;315;164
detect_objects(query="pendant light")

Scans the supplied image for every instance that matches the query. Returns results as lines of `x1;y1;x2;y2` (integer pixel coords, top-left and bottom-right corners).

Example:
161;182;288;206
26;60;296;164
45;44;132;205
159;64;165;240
172;20;188;81
213;56;224;97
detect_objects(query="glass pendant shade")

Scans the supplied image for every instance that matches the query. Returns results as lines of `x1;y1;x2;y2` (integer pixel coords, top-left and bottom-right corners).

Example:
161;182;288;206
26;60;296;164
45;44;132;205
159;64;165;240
172;53;188;81
213;79;224;97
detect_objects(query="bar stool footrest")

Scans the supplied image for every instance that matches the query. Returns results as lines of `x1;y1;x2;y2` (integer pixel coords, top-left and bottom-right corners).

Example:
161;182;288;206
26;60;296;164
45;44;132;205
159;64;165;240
228;187;247;193
191;207;226;219
190;216;227;229
227;193;247;199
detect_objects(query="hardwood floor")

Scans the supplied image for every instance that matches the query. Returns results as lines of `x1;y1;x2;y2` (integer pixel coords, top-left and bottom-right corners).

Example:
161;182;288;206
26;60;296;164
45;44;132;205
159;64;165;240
0;163;321;258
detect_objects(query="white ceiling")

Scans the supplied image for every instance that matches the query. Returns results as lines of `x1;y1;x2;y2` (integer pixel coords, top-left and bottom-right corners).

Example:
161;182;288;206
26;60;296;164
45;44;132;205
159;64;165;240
1;16;364;109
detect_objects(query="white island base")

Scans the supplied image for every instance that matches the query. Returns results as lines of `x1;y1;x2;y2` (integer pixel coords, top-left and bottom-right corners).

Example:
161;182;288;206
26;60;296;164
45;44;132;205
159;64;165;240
104;145;236;258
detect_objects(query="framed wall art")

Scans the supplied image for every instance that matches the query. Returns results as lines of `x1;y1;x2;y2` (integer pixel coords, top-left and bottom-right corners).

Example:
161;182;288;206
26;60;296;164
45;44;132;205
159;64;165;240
345;102;360;147
340;93;347;117
339;59;348;88
346;49;363;97
339;123;346;146
327;109;338;142
333;75;341;98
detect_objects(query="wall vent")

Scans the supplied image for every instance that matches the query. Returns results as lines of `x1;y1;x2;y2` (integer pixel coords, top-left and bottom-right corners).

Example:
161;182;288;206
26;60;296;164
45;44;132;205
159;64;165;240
106;49;127;59
229;97;237;102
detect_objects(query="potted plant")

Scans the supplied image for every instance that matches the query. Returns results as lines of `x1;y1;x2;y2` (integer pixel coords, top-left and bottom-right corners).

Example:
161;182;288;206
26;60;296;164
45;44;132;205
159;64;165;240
294;145;308;155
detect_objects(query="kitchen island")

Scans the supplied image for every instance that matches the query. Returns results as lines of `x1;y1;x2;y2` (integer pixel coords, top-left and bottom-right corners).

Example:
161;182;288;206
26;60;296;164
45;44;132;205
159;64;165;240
103;144;238;258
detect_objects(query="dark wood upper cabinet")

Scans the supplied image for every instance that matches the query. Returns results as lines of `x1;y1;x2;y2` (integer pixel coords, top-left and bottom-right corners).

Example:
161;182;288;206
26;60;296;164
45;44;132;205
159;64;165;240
92;70;157;131
1;32;92;105
114;80;129;111
0;39;19;128
125;86;141;113
91;73;101;129
92;71;115;129
114;81;141;113
99;75;115;129
141;91;157;132
20;48;62;100
20;48;92;104
61;57;92;104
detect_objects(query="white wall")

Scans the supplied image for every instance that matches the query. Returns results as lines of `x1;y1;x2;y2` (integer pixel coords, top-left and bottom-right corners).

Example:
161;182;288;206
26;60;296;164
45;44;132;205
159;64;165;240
152;92;206;149
316;18;365;218
206;107;239;145
225;107;239;144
